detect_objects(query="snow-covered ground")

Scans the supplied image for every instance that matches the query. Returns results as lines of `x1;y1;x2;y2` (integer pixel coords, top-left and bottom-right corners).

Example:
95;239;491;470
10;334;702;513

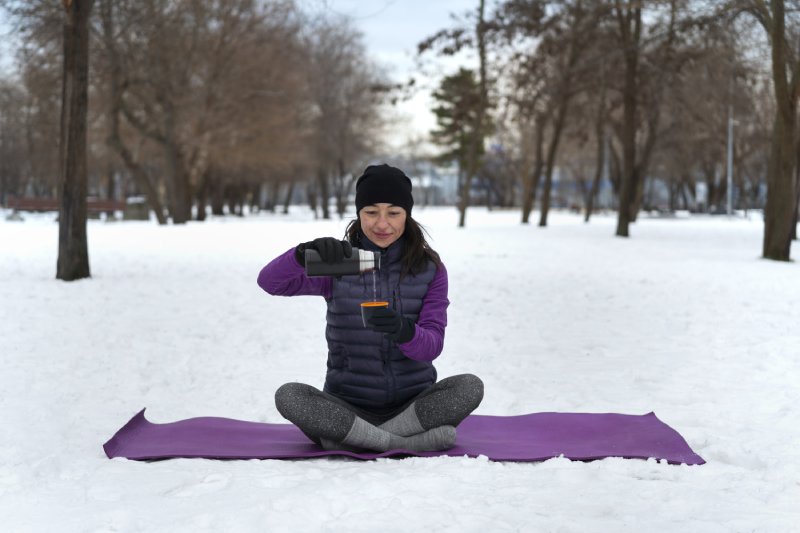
1;207;798;532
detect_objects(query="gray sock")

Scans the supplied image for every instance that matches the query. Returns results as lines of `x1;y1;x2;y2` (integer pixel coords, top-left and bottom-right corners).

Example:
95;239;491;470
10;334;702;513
338;417;456;452
397;425;457;452
319;438;363;453
340;417;391;451
378;403;425;436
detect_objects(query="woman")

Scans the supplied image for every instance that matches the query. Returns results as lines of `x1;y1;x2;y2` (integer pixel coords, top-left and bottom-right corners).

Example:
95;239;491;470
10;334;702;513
257;164;483;452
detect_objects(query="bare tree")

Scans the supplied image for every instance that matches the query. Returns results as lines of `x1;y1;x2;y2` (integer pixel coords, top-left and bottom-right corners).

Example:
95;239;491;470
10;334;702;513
420;0;493;227
57;0;94;281
461;0;491;227
585;64;610;222
90;0;310;222
0;81;28;204
611;1;644;236
535;1;602;227
96;0;166;224
735;0;798;260
306;15;386;219
0;1;62;201
494;1;609;224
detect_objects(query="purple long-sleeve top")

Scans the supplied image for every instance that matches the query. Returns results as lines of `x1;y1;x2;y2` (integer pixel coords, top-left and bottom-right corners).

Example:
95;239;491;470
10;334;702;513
257;248;449;361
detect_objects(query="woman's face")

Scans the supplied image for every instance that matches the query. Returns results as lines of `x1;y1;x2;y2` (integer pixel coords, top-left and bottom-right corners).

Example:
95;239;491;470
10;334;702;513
359;203;407;248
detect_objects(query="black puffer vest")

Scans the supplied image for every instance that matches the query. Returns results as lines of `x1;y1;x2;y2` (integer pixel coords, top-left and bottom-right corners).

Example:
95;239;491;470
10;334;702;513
322;235;438;411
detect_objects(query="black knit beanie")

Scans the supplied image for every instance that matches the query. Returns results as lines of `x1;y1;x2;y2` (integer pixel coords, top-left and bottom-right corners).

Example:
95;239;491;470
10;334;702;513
355;164;413;215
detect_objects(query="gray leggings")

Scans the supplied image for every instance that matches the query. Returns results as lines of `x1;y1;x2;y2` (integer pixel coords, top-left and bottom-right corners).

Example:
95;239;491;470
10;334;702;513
274;374;484;444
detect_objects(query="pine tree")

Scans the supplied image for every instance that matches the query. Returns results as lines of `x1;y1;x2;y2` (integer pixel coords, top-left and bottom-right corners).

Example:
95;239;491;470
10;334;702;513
430;68;491;225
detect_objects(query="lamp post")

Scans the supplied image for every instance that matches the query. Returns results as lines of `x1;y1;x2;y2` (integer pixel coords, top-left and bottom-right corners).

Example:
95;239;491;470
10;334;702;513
726;101;734;216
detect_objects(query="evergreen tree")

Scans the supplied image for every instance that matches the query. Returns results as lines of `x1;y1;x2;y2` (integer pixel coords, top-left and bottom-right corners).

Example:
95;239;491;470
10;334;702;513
430;67;491;223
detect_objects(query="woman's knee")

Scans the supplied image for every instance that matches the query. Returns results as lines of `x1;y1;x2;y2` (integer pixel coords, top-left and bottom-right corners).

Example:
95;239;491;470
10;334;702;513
274;382;355;441
415;373;484;427
467;374;485;409
451;373;484;409
274;382;314;419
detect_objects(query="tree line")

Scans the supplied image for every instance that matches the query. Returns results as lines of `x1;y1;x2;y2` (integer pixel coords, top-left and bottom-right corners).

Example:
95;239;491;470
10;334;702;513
0;0;797;280
424;0;799;261
0;0;389;228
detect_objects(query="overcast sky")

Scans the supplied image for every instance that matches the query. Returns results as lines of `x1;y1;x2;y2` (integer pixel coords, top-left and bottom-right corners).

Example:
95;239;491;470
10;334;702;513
0;15;16;77
305;0;479;151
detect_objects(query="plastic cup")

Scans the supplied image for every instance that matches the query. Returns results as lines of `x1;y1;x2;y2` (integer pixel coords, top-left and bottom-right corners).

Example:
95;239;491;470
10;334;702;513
360;301;389;327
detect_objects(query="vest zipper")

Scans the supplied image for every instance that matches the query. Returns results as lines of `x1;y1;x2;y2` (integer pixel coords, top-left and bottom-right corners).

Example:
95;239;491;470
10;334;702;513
381;255;394;406
385;288;401;405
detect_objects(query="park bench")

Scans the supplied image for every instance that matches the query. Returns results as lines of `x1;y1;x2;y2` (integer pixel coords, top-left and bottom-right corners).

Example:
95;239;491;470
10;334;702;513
6;196;126;214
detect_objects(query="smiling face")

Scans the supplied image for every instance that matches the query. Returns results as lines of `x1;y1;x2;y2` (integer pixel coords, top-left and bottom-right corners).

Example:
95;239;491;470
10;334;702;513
359;203;407;247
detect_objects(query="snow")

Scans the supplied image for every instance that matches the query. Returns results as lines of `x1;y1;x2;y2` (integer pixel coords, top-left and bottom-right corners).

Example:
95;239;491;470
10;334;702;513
1;207;798;532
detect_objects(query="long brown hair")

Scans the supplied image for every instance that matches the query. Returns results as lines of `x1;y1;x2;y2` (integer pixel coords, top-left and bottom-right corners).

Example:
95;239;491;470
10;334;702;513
345;215;442;278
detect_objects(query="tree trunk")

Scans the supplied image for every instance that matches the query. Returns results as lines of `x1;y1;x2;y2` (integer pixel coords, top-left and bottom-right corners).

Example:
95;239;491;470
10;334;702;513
630;171;647;221
259;182;271;211
195;169;209;221
585;73;607;223
521;115;545;224
105;163;116;218
679;176;690;210
459;0;489;229
249;182;260;213
226;183;242;216
586;127;605;223
763;106;796;259
608;142;621;198
107;135;166;223
282;180;295;214
306;182;318;218
163;137;192;223
762;0;796;260
334;158;348;218
616;61;637;235
457;165;473;228
539;96;570;227
792;183;798;240
317;168;330;219
57;0;94;281
587;56;610;222
667;179;677;212
210;174;225;215
791;149;800;239
269;180;280;214
614;4;641;238
792;164;799;239
99;0;166;224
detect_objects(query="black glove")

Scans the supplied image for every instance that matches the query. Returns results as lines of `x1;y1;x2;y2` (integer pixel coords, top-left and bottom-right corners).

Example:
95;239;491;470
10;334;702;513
295;237;353;266
367;307;416;343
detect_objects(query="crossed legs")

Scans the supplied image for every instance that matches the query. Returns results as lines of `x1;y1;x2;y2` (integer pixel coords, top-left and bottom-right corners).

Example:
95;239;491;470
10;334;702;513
274;374;484;452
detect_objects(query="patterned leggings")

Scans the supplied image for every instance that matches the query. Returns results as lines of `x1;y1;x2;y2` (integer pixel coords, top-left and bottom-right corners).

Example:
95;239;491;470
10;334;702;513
274;374;484;444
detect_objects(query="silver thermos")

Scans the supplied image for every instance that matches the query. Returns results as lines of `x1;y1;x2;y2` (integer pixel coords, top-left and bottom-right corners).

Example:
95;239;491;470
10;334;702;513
305;248;380;277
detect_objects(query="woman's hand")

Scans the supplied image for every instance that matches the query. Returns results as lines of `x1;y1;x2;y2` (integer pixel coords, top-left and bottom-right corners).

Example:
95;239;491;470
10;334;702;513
367;307;415;343
295;238;353;266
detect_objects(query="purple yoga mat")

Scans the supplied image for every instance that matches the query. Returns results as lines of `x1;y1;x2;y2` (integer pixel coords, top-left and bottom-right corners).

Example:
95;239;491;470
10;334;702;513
103;409;704;465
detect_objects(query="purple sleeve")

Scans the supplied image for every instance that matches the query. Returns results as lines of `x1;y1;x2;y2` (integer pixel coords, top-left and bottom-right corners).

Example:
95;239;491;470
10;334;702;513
257;248;332;299
397;263;449;362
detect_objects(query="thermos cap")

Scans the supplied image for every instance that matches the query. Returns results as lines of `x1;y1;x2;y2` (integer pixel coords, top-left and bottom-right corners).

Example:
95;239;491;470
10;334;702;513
358;249;379;271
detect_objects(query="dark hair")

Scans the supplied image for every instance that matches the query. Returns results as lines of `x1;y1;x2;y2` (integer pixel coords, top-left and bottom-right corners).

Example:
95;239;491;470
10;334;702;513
345;215;442;278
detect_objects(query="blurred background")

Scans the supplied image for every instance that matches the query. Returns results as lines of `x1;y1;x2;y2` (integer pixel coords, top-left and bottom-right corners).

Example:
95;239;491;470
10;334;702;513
0;1;797;260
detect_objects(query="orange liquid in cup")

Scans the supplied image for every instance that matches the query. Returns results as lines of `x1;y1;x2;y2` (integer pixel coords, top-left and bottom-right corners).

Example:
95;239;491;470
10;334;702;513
361;301;389;327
